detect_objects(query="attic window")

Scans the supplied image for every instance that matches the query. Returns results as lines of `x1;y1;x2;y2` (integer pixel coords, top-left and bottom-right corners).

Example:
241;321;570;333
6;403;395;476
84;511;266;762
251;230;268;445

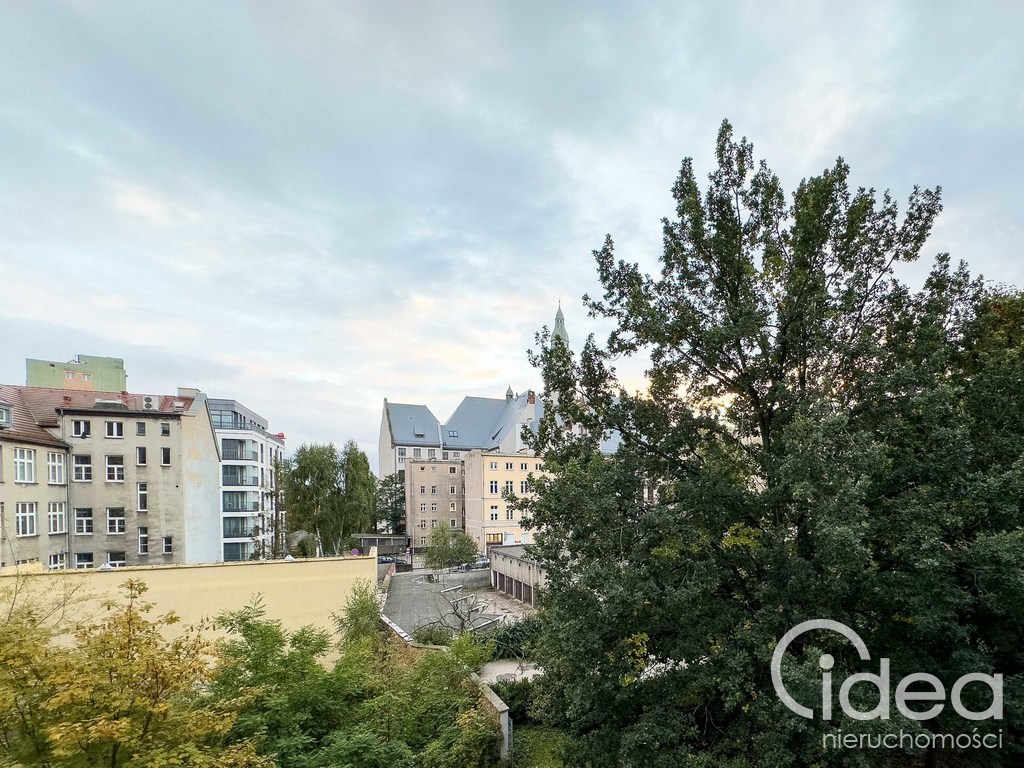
448;430;458;437
412;422;425;437
0;403;11;428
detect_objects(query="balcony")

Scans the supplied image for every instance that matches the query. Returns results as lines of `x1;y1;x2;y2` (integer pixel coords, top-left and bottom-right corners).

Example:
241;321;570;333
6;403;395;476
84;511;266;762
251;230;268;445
223;520;257;538
223;501;260;512
222;449;259;461
222;475;259;487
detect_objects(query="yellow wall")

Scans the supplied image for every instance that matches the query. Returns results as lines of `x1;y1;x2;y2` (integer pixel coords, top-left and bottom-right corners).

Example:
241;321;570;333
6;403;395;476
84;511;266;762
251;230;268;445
0;554;377;637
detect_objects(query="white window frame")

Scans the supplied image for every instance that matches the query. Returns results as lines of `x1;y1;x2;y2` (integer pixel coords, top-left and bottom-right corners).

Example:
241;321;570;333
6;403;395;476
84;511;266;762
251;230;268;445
136;446;147;466
106;455;124;482
106;508;126;535
138;526;149;555
160;447;171;466
72;420;91;437
489;480;499;494
14;448;36;483
490;506;499;521
137;482;148;511
107;552;126;568
75;553;94;569
73;455;92;481
47;502;67;534
162;536;173;555
15;502;37;536
75;508;93;535
48;552;66;570
105;421;124;438
47;452;66;485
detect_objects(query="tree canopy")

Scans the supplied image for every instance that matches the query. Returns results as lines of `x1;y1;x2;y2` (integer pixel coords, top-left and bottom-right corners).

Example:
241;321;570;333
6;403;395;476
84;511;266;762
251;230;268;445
522;120;1024;767
425;527;479;572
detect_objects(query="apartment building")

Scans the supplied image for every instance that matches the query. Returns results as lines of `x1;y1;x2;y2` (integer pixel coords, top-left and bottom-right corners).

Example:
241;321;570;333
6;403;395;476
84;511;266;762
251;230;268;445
25;355;127;392
208;398;286;562
0;385;221;569
463;450;547;552
404;458;464;550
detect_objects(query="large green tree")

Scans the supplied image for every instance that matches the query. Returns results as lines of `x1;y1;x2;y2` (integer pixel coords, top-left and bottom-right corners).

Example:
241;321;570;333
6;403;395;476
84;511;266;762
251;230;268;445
376;472;407;534
522;121;1024;767
341;439;376;536
284;443;346;556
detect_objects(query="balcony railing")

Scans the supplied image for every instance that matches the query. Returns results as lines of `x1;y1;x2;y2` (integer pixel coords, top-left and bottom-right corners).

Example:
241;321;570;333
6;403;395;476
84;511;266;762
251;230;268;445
223;523;257;538
222;449;259;461
222;476;259;487
223;501;260;512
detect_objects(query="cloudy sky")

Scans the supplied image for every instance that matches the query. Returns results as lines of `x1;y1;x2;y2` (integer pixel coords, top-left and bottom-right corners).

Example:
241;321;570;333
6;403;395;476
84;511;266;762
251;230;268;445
2;1;1022;473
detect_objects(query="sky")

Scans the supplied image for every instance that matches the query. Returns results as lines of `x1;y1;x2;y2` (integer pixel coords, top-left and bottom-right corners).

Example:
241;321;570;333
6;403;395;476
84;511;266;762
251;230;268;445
2;1;1022;474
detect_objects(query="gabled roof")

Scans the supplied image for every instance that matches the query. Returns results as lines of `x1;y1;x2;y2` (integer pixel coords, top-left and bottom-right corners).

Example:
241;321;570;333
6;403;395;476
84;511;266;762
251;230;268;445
383;401;441;446
18;387;195;427
443;396;509;449
0;385;66;449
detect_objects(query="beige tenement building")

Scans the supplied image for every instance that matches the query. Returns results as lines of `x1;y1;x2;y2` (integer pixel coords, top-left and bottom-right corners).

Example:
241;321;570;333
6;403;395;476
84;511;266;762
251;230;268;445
405;458;464;550
0;385;222;569
464;450;547;552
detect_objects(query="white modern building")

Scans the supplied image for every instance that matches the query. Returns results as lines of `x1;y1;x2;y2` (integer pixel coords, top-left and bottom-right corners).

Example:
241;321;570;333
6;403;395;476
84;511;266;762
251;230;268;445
207;399;286;562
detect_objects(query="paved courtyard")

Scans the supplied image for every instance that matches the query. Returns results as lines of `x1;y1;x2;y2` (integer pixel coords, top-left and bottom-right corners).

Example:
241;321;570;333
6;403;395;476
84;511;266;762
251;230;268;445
383;569;534;637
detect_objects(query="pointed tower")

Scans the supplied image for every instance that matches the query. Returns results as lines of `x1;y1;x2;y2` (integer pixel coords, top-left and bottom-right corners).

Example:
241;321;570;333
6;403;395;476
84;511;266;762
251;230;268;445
552;302;569;347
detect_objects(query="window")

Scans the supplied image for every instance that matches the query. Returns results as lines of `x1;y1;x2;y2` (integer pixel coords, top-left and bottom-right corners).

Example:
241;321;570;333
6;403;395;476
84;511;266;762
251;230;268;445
521;462;529;471
397;447;406;458
14;448;35;483
419;520;426;529
427;448;436;459
431;520;437;528
136;422;146;436
73;455;92;481
489;462;498;470
15;503;37;536
0;404;9;429
419;485;425;494
505;481;514;493
449;466;457;474
136;446;147;466
47;452;66;484
82;373;92;382
449;502;457;512
536;463;544;471
75;509;93;534
520;480;529;493
419;466;425;472
412;448;421;459
450;519;457;528
450;485;456;494
452;452;461;459
487;533;503;544
137;482;148;511
506;462;514;470
107;552;126;568
65;370;76;380
430;466;436;472
72;420;91;437
507;508;515;520
75;553;94;569
162;536;173;554
420;536;426;546
48;553;66;570
431;503;437;512
448;430;458;437
442;451;449;460
430;485;437;495
106;455;124;482
138;527;149;554
160;447;171;466
105;421;123;438
490;505;499;521
419;503;426;512
160;422;170;437
47;502;67;534
489;480;499;494
107;508;126;534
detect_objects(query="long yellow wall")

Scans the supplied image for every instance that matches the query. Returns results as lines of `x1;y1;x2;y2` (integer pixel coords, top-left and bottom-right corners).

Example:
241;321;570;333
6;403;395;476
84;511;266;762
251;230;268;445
0;554;377;638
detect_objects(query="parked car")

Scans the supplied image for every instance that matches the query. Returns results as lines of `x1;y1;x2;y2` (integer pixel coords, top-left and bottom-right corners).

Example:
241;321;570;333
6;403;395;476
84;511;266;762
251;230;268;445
377;555;396;563
468;556;490;570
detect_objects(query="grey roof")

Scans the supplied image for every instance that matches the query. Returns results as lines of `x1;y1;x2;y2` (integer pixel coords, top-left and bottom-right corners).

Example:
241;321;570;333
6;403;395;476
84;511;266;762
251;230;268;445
443;396;509;449
384;401;441;446
552;304;569;345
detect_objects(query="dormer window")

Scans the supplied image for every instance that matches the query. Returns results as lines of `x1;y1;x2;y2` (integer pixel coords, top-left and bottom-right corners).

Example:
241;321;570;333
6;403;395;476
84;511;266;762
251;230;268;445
0;403;11;428
448;430;458;437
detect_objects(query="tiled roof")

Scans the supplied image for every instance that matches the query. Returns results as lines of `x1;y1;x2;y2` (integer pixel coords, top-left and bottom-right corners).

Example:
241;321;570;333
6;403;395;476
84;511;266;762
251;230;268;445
0;385;67;449
17;387;194;427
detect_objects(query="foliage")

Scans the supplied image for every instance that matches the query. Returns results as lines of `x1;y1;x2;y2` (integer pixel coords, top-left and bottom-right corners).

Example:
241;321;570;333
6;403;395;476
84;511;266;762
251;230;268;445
211;588;501;767
0;578;269;768
425;526;479;571
479;615;543;661
522;120;1024;766
511;726;571;768
413;623;454;646
376;471;407;534
283;441;375;555
491;678;539;724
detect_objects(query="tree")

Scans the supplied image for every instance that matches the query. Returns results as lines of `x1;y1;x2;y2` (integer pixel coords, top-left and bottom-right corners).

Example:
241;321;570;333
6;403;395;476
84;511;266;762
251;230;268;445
284;443;345;556
425;527;479;572
0;578;270;767
340;440;376;536
522;121;1024;766
376;472;407;534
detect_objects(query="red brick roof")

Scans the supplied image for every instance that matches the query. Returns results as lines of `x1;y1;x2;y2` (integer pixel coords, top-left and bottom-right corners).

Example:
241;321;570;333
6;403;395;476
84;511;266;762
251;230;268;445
0;385;67;449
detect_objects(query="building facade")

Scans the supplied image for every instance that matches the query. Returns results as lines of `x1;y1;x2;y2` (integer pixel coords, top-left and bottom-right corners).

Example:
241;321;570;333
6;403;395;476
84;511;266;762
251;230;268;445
489;544;547;607
25;355;127;392
0;385;221;569
404;458;464;550
463;450;546;552
207;399;286;562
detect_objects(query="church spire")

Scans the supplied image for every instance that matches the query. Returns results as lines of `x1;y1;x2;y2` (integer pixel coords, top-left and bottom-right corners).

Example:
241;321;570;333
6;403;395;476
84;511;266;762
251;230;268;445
552;301;569;346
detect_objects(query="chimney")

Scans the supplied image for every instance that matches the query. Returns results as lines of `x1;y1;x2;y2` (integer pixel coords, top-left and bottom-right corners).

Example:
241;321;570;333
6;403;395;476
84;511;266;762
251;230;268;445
527;390;536;404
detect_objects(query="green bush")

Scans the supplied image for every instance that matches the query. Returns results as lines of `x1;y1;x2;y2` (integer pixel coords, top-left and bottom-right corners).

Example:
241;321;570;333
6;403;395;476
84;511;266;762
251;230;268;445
413;623;454;646
477;615;542;660
491;677;538;725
